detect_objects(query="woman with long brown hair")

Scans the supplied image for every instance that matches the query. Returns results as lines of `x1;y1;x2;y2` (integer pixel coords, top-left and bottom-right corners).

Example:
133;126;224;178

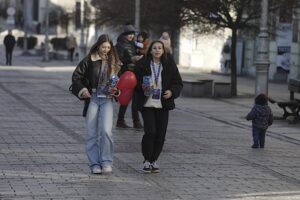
71;34;120;174
135;41;183;173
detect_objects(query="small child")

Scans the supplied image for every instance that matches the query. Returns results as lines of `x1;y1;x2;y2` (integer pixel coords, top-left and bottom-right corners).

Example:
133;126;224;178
246;93;273;148
136;31;150;56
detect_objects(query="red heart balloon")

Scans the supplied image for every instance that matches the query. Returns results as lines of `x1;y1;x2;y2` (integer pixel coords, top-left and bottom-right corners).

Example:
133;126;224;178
116;71;137;105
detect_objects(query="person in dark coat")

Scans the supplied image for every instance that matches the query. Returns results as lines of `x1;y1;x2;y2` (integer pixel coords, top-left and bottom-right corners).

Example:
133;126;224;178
3;30;16;65
246;93;273;148
115;24;143;129
66;34;77;62
135;40;183;173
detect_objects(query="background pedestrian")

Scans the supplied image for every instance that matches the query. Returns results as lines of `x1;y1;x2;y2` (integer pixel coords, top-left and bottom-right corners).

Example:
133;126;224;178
159;32;172;54
221;36;231;73
3;29;16;66
66;34;77;62
115;23;143;129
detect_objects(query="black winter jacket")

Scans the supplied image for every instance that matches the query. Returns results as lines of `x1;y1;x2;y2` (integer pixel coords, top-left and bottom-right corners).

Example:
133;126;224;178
115;34;137;72
246;104;273;129
71;55;104;96
71;53;109;116
4;35;16;49
135;55;183;111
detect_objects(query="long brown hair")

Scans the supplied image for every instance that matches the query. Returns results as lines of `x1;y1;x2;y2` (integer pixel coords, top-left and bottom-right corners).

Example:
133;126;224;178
89;34;121;75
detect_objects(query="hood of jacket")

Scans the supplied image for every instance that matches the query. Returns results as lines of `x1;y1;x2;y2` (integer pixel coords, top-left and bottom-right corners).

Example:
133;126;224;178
117;34;130;44
253;104;270;116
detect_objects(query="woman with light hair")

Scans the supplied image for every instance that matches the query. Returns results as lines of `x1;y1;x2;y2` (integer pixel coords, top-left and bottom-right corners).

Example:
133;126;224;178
159;32;172;54
71;34;121;174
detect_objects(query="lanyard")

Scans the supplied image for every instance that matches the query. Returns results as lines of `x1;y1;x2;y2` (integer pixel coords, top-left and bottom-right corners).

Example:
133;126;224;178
151;61;161;87
98;61;108;85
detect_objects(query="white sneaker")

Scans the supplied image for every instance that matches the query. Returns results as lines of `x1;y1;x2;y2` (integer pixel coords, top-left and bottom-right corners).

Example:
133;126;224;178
102;165;113;173
91;166;102;174
142;161;151;173
151;161;160;173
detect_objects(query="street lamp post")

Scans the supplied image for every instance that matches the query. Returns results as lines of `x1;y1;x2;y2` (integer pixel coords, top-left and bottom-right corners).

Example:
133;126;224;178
44;0;49;62
255;0;270;96
22;0;29;55
79;0;85;60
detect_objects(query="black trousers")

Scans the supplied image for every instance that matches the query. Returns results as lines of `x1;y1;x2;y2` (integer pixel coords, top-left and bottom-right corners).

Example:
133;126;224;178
5;48;13;65
117;92;140;122
69;48;75;61
141;107;169;162
225;60;231;69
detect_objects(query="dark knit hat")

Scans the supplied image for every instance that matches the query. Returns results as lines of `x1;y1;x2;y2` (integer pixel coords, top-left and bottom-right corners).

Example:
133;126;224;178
123;24;135;35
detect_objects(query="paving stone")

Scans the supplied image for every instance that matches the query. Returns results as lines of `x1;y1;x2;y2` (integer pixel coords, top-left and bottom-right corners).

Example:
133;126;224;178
0;58;299;199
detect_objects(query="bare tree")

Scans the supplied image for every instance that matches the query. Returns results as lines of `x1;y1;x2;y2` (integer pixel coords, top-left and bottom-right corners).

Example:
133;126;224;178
182;0;262;96
90;0;184;55
182;0;300;96
91;0;300;96
91;0;134;27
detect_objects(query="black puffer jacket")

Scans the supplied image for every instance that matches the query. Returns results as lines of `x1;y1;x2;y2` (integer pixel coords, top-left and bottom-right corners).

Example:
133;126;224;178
115;34;137;72
135;55;183;111
247;104;273;129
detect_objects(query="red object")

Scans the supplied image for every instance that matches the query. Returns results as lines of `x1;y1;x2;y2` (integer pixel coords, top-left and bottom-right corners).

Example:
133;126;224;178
116;71;137;105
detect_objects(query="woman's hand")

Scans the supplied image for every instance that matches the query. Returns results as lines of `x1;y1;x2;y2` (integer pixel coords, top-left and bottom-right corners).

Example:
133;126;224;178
163;90;172;99
109;87;120;97
81;90;91;98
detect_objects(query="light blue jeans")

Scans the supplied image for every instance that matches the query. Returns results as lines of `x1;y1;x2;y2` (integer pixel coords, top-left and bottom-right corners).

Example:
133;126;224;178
85;93;114;169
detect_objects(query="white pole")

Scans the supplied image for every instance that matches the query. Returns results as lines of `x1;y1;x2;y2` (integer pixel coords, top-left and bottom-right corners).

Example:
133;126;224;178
135;0;140;31
22;0;29;54
255;0;270;95
93;6;98;42
79;0;85;60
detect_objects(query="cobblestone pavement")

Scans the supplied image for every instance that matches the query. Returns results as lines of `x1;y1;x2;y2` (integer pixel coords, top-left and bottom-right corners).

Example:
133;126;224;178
0;54;299;200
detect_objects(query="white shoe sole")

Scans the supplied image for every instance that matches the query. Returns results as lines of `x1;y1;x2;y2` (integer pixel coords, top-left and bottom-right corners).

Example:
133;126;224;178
142;169;151;173
91;170;102;174
151;169;160;173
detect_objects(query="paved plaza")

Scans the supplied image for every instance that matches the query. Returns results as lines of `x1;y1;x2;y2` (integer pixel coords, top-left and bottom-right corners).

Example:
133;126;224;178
0;53;299;200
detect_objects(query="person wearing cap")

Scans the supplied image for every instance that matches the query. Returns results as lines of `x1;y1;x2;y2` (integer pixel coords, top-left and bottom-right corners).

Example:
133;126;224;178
115;24;144;129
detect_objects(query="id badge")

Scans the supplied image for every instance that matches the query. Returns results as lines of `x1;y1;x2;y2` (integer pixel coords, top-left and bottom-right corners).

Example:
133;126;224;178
152;89;161;100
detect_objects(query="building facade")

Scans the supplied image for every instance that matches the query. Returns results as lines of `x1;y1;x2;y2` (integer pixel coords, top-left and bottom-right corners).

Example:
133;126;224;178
243;8;300;81
179;7;300;81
